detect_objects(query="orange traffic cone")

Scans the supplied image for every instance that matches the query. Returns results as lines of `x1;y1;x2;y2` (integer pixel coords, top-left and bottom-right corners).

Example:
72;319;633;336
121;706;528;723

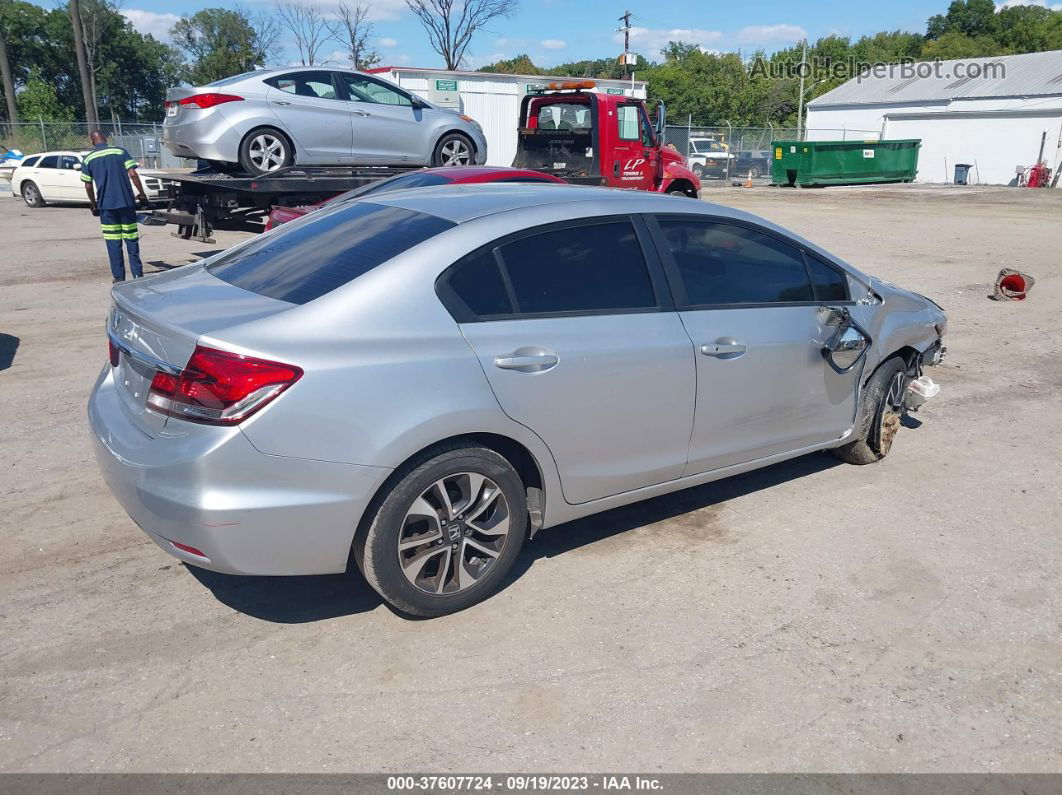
745;170;753;188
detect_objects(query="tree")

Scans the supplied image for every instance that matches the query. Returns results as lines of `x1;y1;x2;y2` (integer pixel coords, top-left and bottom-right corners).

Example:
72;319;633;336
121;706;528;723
275;2;336;67
921;30;1001;59
16;69;73;120
995;5;1062;54
334;2;379;69
406;0;518;70
0;2;17;123
478;53;542;74
171;7;277;85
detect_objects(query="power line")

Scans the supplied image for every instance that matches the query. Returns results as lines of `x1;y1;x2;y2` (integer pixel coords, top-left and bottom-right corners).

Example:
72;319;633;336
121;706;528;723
617;10;633;78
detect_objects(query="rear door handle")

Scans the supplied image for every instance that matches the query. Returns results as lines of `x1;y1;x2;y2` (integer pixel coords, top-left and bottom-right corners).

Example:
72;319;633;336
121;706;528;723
494;353;559;372
271;100;292;106
353;110;372;117
700;341;747;358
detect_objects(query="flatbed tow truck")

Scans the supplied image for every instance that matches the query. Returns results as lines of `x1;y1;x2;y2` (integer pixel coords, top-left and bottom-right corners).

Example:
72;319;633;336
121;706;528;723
155;81;700;243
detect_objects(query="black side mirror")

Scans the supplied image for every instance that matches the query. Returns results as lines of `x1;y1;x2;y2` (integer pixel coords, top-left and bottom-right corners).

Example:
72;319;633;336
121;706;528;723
821;309;871;373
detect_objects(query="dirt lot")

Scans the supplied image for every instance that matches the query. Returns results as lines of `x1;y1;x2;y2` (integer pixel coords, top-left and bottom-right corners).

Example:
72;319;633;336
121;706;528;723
1;185;1060;773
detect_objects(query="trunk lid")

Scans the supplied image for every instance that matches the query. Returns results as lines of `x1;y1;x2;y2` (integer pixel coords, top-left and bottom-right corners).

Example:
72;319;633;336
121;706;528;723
108;265;293;435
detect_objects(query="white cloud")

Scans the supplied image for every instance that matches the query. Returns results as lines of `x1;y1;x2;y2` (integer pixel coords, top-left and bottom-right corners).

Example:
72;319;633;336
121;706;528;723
540;38;566;50
121;9;180;40
996;0;1062;9
615;26;723;52
379;37;398;47
736;24;807;44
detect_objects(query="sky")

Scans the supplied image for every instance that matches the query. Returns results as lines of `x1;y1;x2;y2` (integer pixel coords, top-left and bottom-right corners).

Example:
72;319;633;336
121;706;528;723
106;0;1060;71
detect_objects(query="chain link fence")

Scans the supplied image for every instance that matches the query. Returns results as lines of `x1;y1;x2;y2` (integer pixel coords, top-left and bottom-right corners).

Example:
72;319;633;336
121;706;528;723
0;120;181;168
662;124;883;181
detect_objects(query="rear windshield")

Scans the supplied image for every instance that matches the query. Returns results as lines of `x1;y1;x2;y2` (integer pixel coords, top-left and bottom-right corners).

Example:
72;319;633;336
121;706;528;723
207;202;454;304
329;171;454;205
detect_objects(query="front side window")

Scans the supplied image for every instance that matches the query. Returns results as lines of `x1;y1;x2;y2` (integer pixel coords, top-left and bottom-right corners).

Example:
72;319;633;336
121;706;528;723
58;155;80;170
268;72;339;100
338;74;412;106
617;105;640;141
656;218;814;306
208;202;454;304
805;253;850;301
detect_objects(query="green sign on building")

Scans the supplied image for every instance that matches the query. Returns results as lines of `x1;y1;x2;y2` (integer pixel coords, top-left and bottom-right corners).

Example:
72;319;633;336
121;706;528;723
435;79;458;92
606;88;624;95
526;84;544;93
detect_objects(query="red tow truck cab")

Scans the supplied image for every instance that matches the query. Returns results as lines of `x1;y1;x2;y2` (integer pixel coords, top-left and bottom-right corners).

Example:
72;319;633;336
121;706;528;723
513;81;700;198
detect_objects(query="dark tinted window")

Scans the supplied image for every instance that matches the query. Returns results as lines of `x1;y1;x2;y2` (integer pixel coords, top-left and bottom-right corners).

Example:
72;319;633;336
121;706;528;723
806;254;849;301
267;71;339;100
38;155;58;169
498;221;655;314
447;249;512;317
657;218;813;305
208;202;454;304
21;156;40;168
58;155;79;170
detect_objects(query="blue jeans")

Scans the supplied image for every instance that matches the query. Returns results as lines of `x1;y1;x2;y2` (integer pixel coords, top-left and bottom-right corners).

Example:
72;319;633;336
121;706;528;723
100;206;143;281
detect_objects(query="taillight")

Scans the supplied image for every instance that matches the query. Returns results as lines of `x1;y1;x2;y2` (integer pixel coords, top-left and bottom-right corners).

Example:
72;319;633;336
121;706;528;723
177;93;244;110
109;339;120;367
147;346;302;426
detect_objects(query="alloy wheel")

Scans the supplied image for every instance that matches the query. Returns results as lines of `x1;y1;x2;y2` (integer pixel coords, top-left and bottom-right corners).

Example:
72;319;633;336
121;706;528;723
248;134;287;172
23;184;40;205
397;472;511;595
439;139;472;166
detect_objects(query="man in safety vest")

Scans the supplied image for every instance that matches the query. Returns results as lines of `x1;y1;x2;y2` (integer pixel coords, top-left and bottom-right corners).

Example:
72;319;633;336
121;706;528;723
81;131;149;283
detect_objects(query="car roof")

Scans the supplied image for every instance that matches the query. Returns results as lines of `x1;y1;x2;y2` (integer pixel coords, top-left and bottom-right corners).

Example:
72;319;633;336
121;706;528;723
365;183;744;224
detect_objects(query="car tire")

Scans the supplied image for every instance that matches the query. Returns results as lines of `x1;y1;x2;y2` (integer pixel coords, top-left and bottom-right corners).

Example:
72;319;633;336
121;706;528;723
750;166;761;178
432;132;475;167
21;181;45;207
356;443;527;617
238;128;293;175
667;187;689;196
832;356;908;465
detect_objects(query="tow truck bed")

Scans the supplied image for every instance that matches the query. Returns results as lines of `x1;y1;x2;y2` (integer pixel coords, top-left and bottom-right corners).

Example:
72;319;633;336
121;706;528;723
156;165;423;243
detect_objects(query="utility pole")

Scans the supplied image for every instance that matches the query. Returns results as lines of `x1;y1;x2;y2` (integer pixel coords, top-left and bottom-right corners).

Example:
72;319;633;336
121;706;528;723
69;0;98;129
796;39;807;142
617;10;632;79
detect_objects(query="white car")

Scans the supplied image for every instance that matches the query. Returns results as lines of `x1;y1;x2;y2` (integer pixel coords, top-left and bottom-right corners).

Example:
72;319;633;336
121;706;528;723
12;150;171;207
686;137;734;180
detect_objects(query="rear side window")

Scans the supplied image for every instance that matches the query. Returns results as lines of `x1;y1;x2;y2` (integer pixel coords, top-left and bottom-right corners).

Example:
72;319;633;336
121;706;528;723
503;221;654;315
805;253;850;301
267;71;339;100
656;218;813;305
208;202;454;304
440;220;658;320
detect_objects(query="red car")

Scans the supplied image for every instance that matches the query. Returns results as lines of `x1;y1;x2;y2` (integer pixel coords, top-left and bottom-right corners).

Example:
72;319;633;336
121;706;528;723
266;166;568;230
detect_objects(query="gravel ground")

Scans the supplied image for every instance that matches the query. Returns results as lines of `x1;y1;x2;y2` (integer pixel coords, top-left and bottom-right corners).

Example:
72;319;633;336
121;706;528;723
1;184;1060;773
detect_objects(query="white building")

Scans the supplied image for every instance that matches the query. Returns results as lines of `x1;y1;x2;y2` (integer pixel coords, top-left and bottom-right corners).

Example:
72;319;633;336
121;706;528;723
367;66;647;167
805;50;1062;185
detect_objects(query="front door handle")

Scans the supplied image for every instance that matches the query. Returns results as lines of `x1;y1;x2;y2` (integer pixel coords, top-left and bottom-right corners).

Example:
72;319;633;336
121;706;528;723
271;100;292;106
700;341;747;358
353;110;372;117
494;353;559;372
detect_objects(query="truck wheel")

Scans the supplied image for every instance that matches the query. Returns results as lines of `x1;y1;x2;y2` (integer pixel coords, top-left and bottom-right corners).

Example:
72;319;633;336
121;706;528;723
832;357;908;465
21;181;45;207
239;128;292;175
749;166;761;178
432;133;474;167
356;443;527;617
692;164;704;178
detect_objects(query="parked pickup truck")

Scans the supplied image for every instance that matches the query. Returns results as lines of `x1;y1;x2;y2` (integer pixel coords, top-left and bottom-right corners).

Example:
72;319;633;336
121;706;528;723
513;81;700;197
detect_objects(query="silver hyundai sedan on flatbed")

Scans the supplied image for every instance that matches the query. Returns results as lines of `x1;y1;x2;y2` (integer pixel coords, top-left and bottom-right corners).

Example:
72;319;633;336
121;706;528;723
163;66;488;175
89;185;946;617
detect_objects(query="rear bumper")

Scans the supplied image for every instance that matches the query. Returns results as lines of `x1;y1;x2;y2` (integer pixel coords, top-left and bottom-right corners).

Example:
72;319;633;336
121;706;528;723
88;366;391;575
162;109;245;163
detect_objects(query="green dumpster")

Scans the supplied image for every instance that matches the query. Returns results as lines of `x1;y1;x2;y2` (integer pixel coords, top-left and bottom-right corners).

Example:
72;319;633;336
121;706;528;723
770;139;921;187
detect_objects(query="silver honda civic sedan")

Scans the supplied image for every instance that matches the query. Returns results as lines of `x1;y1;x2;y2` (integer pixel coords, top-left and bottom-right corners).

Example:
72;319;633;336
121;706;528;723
89;185;946;617
163;67;488;175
